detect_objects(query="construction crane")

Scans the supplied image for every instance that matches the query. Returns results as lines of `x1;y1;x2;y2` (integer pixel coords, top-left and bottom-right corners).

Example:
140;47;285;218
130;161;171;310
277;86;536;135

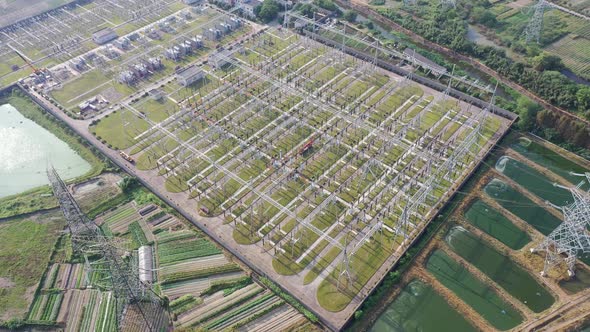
14;49;43;75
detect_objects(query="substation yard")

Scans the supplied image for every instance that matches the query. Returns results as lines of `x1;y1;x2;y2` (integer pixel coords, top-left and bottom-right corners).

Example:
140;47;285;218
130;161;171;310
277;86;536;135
16;2;517;327
45;5;253;114
78;24;514;328
0;0;185;87
373;134;590;332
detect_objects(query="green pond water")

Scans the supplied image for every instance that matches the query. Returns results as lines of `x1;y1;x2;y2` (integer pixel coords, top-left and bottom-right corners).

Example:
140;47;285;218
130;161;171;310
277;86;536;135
370;279;476;332
496;156;573;206
484;178;562;236
559;267;590;294
445;226;555;313
511;137;589;189
0;104;91;197
426;250;523;330
464;200;531;250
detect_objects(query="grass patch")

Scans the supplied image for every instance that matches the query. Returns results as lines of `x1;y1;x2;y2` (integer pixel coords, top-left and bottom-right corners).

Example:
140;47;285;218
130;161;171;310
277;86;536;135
90;109;150;150
0;212;65;320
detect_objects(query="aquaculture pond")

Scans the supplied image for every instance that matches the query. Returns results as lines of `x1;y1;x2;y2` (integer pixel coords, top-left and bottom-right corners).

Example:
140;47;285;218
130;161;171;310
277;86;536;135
370;279;476;332
464;200;531;250
445;226;555;313
559;267;590;295
496;156;573;206
511;137;589;189
426;250;523;330
0;104;91;197
484;178;562;236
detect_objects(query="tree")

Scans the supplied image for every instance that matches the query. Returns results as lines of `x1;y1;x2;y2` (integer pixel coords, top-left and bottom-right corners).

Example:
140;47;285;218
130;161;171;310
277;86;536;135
576;87;590;112
516;97;541;131
471;7;497;27
296;3;314;18
256;0;280;23
344;10;357;22
118;176;138;193
531;53;564;72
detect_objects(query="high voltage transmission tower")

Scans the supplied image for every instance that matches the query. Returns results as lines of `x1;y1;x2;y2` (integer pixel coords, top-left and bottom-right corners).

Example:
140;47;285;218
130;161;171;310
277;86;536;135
531;172;590;277
47;165;168;332
525;0;548;43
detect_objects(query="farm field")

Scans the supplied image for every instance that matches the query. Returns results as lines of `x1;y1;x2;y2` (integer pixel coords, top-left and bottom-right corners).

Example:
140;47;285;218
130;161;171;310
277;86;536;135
81;18;513;327
11;195;308;330
368;133;590;332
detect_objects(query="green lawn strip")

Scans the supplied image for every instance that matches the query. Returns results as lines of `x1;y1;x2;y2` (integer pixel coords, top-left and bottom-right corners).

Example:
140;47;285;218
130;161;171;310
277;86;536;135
303;246;342;285
50;70;111;108
317;232;396;312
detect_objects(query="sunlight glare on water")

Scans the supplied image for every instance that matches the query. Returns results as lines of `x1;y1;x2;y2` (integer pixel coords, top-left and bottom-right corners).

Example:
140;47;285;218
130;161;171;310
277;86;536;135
0;104;91;197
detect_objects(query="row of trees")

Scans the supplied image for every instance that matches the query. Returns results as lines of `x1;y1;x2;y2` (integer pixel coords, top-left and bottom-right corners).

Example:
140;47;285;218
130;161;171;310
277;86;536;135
377;8;590;117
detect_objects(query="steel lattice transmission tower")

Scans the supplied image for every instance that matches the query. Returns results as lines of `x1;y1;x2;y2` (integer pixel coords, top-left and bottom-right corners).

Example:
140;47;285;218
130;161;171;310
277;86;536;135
531;172;590;277
47;165;168;331
525;0;549;43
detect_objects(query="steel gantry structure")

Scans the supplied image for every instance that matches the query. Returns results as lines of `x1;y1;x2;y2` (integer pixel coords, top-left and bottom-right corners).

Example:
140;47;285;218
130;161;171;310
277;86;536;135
286;12;495;94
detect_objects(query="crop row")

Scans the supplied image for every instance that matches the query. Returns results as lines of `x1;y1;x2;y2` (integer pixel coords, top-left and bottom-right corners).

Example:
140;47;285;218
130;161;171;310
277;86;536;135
158;238;221;265
103;205;136;224
178;284;264;326
205;293;279;330
95;292;117;332
28;292;63;322
79;290;100;332
129;221;150;247
162;263;242;284
155;230;197;244
170;295;203;315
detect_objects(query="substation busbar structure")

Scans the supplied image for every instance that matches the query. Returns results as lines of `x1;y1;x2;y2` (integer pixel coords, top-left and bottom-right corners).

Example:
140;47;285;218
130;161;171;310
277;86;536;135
119;15;498;302
285;12;496;95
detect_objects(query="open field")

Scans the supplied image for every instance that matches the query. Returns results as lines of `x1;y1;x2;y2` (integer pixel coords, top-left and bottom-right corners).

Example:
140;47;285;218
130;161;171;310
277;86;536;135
366;133;590;331
0;211;65;321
